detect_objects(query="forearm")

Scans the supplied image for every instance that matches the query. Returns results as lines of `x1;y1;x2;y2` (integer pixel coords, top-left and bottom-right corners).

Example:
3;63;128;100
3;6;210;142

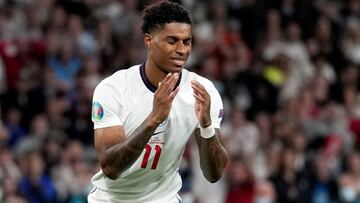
102;117;158;179
195;128;228;183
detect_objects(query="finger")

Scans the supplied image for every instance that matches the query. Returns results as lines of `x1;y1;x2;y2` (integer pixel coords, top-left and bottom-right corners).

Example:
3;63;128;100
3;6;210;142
169;87;180;102
191;80;206;91
164;73;179;96
191;83;202;94
193;92;205;103
193;92;207;104
160;73;173;85
191;84;208;98
156;73;173;95
191;80;207;93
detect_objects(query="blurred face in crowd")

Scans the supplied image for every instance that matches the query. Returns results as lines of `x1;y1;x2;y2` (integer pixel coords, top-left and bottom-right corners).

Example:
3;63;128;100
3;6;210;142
314;154;331;181
286;22;301;41
68;14;83;35
255;180;275;203
348;152;360;174
316;17;331;41
60;38;76;61
227;158;253;184
31;114;49;136
3;177;18;196
282;149;296;170
339;174;358;202
52;6;66;26
145;22;192;73
292;132;306;152
28;152;45;180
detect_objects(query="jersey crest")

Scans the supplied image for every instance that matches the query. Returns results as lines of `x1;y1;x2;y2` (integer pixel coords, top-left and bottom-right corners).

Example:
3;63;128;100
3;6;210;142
92;101;104;121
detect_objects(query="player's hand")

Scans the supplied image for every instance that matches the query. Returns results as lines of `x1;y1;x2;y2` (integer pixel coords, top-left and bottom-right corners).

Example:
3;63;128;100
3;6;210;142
191;80;211;128
149;73;180;126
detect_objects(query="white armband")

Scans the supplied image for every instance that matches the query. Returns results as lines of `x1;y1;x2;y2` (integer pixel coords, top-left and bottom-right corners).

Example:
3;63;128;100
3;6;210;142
200;124;215;139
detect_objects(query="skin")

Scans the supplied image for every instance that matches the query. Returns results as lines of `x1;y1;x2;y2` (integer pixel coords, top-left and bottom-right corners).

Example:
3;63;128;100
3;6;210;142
94;22;228;182
144;23;192;86
192;79;228;182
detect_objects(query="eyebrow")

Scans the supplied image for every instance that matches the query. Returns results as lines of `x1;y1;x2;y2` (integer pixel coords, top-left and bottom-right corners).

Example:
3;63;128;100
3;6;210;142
165;36;192;41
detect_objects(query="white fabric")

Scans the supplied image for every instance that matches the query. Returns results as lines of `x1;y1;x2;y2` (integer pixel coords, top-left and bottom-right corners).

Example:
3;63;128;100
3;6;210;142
87;187;182;203
90;64;223;202
200;125;215;139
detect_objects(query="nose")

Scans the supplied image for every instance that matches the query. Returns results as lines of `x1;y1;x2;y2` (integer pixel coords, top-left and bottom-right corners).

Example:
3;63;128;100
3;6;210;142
175;42;187;55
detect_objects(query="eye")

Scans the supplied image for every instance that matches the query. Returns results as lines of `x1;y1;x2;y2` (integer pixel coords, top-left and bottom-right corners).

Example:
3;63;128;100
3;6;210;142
167;37;176;44
183;39;192;46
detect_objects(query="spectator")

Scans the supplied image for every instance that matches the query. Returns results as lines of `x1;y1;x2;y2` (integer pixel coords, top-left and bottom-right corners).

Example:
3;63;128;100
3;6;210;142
270;148;307;203
254;179;276;203
18;150;57;203
225;156;255;203
46;37;82;89
338;173;360;203
4;108;27;146
307;152;339;203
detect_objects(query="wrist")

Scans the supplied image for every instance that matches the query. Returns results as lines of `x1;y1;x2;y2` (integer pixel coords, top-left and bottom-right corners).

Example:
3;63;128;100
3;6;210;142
200;124;215;139
200;121;212;128
147;115;161;128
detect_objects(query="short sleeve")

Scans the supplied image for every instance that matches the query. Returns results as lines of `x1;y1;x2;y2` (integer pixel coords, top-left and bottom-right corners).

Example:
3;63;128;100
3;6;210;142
91;82;123;129
208;83;224;129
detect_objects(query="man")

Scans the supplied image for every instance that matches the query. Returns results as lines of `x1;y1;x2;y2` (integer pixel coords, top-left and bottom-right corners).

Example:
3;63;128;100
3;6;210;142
88;1;228;202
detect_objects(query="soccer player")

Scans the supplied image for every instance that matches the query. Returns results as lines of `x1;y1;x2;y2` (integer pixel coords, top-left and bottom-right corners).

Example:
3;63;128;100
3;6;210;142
88;1;228;202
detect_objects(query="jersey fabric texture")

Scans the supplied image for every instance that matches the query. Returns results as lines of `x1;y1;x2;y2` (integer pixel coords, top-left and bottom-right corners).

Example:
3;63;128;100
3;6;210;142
90;64;223;203
88;187;182;203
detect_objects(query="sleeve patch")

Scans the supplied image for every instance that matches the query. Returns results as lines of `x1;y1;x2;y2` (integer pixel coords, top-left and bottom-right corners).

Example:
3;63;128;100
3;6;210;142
218;109;224;118
92;101;104;122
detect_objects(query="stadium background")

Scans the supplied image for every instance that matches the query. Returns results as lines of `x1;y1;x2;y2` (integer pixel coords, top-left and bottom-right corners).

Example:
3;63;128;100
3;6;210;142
0;0;359;202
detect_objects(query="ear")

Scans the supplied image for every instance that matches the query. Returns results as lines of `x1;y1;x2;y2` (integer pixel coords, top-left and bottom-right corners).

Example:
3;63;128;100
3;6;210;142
144;34;152;48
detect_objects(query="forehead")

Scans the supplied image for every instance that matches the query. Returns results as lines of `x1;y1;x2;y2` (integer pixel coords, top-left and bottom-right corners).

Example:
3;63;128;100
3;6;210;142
155;22;192;38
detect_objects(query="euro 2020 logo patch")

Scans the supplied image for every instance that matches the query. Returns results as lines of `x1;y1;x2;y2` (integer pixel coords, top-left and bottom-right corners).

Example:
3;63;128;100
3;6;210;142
92;101;104;122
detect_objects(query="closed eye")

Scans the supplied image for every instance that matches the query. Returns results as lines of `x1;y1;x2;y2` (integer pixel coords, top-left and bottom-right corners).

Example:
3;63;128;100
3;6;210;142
183;38;192;46
166;37;177;44
166;37;192;46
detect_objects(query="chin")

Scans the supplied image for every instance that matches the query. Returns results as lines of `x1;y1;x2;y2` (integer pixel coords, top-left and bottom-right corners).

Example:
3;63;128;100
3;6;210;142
174;66;183;71
172;67;184;73
164;65;183;73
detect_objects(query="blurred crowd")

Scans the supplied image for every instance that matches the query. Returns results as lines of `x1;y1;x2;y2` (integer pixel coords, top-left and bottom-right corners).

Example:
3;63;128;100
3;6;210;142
0;0;359;203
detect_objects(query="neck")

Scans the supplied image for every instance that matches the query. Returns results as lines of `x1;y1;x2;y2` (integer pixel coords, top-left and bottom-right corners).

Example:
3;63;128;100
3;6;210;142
145;59;168;89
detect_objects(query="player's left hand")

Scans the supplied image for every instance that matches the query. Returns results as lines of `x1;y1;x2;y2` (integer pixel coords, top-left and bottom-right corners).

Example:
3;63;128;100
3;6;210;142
191;80;211;128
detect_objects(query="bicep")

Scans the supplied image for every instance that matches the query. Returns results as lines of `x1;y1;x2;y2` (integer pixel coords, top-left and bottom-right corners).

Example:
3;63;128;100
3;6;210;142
94;126;126;155
94;126;126;178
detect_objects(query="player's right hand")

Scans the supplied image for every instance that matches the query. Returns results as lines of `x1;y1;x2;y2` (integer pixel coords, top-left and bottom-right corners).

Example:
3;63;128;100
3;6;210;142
148;73;180;126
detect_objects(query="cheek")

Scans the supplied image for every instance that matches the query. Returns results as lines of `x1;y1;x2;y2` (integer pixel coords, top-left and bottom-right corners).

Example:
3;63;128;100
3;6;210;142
153;43;170;57
156;46;175;63
187;47;192;55
150;46;170;68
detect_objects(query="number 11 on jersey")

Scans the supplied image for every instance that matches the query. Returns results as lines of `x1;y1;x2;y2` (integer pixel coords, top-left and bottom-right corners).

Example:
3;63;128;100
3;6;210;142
141;144;162;169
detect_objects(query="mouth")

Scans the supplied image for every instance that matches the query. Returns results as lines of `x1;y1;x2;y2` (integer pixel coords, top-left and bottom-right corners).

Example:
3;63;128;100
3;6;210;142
171;58;186;67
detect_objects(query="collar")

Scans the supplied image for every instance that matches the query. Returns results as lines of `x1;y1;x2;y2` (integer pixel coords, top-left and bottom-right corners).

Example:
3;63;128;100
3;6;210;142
139;62;182;93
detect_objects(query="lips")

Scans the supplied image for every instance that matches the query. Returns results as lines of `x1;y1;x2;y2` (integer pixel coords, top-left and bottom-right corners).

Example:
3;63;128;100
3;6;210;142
171;58;186;66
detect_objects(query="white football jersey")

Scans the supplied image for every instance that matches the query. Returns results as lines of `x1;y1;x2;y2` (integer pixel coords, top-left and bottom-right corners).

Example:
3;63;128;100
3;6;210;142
90;64;223;203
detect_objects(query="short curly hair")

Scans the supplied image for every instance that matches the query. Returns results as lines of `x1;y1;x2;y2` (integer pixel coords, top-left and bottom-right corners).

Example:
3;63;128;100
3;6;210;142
141;1;192;34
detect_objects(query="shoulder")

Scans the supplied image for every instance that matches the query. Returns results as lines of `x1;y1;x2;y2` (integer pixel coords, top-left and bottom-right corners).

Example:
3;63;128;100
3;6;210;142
183;69;217;92
94;65;140;95
95;65;141;91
